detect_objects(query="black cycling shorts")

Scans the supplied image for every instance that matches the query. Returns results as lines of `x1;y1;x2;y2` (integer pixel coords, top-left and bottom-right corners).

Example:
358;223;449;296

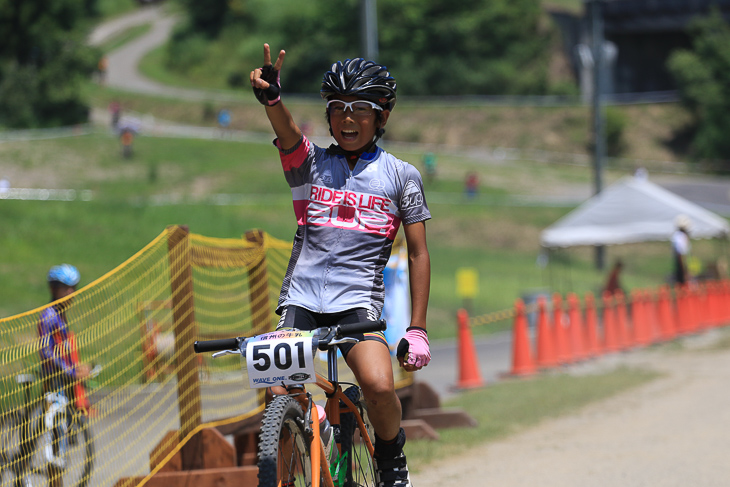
276;306;387;358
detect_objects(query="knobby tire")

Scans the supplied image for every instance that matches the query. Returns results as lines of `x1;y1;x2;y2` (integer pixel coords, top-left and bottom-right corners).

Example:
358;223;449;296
258;395;311;487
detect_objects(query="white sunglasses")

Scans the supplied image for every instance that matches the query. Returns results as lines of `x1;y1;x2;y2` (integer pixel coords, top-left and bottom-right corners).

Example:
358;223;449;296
326;99;384;116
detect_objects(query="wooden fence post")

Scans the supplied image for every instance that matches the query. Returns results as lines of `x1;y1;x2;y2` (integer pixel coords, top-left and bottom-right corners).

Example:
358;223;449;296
245;229;272;334
167;225;203;470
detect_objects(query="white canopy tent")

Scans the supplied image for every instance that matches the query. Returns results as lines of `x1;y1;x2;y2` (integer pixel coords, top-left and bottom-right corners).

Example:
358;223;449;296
541;175;730;249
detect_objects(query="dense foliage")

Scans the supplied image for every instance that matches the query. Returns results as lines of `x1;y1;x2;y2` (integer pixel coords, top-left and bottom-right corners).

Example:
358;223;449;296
0;0;101;128
169;0;558;96
668;9;730;162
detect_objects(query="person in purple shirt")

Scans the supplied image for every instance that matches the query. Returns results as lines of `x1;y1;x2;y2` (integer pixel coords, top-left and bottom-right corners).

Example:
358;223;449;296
38;264;91;397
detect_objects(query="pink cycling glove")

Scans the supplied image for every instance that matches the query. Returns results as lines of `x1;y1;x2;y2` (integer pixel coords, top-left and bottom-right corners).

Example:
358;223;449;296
397;327;431;368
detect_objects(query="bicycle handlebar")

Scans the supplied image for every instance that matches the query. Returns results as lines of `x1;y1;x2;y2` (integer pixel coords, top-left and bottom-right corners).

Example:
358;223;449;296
193;320;387;354
334;319;387;337
194;337;240;353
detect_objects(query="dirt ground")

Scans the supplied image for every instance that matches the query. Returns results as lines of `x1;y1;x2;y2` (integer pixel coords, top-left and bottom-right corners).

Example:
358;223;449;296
412;330;730;487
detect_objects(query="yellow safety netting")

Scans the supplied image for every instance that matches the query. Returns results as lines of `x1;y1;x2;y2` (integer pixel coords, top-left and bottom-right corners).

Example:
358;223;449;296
0;226;412;487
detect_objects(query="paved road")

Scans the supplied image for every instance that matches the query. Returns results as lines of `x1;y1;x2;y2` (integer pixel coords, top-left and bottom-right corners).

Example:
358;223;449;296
417;332;513;402
90;5;245;103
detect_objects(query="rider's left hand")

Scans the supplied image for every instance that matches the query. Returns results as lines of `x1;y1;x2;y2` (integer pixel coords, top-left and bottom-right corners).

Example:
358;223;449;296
396;327;430;372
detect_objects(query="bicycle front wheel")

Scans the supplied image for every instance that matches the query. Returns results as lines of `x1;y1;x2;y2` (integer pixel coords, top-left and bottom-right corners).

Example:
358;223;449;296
24;407;95;487
258;396;311;487
340;386;377;487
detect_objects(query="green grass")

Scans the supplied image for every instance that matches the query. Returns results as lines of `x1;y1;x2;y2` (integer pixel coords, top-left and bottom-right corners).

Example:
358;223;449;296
405;365;660;470
2;129;725;338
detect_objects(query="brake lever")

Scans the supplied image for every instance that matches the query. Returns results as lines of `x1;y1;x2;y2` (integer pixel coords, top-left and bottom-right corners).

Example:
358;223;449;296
212;349;241;359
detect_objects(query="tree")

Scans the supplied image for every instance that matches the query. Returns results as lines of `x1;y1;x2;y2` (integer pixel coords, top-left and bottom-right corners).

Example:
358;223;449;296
179;0;231;38
668;9;730;162
0;0;99;128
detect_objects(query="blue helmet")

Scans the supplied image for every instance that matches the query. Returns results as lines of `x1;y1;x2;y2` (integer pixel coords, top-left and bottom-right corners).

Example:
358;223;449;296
47;264;80;287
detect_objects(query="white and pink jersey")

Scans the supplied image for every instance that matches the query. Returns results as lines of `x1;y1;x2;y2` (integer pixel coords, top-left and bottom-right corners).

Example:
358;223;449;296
276;136;430;316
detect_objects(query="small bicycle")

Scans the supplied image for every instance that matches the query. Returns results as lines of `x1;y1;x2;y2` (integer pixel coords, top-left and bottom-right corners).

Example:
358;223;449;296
194;319;388;487
0;367;99;487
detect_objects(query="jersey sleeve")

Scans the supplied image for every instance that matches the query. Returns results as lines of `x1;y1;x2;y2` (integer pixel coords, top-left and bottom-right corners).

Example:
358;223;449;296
398;163;431;225
274;135;315;188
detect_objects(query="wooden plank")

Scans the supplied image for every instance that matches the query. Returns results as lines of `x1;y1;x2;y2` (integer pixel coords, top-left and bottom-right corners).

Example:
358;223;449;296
115;466;258;487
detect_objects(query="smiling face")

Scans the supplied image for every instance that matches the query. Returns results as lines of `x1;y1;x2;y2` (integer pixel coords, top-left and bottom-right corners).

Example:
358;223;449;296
327;95;390;152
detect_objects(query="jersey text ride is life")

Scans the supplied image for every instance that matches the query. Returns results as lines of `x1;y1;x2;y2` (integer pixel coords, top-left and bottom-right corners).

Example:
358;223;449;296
276;136;431;316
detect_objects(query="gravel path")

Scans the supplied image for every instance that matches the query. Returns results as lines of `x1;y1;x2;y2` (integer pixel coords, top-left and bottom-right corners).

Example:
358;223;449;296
412;331;730;486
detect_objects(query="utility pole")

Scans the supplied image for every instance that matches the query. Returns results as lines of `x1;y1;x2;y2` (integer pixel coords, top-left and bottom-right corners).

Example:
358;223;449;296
590;0;606;270
361;0;379;60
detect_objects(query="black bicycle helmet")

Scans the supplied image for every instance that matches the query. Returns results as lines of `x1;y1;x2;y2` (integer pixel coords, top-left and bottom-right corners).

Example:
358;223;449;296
321;58;397;110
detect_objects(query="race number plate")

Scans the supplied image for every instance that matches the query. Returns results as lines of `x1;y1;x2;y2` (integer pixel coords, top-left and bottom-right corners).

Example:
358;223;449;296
245;330;317;388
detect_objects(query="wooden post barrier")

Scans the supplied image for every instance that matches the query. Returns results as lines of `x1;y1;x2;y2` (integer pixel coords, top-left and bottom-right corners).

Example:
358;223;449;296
167;225;203;470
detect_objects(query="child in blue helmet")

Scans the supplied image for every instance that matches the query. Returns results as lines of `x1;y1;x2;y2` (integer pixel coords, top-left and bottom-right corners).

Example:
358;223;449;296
251;45;431;487
38;264;91;394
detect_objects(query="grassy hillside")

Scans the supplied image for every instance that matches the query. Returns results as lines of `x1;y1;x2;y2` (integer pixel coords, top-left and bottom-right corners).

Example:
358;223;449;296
3;120;721;339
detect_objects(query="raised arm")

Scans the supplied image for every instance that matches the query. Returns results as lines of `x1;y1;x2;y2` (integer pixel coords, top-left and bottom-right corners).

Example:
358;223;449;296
250;44;302;150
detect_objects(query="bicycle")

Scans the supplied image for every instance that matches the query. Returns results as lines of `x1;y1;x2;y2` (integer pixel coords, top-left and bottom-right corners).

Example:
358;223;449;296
0;366;100;487
194;319;388;487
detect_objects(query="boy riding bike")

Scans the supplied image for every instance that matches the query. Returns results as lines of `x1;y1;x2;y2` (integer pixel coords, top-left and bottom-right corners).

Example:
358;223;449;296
250;45;431;487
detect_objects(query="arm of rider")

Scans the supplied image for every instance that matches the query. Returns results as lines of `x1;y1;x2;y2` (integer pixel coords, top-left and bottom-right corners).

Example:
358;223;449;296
250;43;302;151
398;221;431;372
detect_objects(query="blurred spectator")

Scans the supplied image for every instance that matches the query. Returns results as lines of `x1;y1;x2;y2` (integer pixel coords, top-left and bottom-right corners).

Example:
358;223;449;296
120;128;135;159
465;171;478;198
423;152;437;184
97;55;108;85
672;215;692;285
109;100;121;130
604;259;624;295
217;108;231;137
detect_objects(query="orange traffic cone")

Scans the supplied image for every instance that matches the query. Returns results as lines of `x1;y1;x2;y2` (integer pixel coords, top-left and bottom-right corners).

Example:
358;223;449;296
536;296;557;368
510;299;536;376
643;289;660;344
602;291;620;352
553;293;572;364
455;308;485;389
630;290;649;347
567;293;586;361
675;285;690;335
657;286;677;341
584;292;601;357
615;291;631;349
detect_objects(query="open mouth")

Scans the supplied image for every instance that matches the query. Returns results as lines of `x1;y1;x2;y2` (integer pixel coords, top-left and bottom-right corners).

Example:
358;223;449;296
340;129;359;141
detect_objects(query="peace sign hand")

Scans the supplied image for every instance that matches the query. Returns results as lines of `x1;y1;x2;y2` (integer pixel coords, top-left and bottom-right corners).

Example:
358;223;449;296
250;43;285;106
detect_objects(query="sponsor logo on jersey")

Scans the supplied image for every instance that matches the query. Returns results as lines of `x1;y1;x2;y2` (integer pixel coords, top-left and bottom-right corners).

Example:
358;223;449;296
303;184;399;238
401;180;423;209
369;178;386;191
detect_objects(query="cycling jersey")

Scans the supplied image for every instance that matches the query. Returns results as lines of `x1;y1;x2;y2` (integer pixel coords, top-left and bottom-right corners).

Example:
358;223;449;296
276;135;431;316
38;306;77;379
